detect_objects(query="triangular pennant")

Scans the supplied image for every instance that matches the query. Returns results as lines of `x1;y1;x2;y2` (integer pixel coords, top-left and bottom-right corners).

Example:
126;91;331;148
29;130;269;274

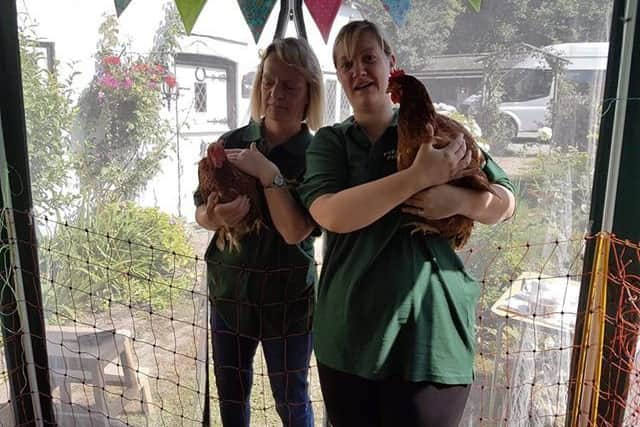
380;0;411;28
304;0;341;43
237;0;277;43
114;0;132;17
468;0;482;12
175;0;208;35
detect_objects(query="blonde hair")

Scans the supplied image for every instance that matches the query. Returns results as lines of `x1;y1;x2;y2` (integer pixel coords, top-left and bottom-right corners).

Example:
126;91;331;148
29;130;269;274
250;37;325;131
333;20;393;66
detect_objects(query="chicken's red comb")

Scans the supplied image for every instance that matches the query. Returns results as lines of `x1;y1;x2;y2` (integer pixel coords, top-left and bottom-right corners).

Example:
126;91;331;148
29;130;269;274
207;140;226;168
389;69;405;79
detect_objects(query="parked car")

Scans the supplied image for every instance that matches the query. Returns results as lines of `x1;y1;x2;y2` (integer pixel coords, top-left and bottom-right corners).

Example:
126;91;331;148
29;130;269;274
461;42;608;141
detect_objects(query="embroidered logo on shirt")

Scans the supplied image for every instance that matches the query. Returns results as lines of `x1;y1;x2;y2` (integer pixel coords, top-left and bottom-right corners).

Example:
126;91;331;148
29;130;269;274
383;149;397;161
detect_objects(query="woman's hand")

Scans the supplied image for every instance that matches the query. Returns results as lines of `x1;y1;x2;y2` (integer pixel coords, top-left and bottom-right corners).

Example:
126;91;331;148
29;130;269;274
226;143;280;187
207;192;250;227
407;124;477;190
402;184;467;220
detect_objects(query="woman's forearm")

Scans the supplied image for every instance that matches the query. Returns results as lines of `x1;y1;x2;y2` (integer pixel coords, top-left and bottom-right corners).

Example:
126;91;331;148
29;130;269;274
309;168;423;233
460;184;516;225
264;188;314;244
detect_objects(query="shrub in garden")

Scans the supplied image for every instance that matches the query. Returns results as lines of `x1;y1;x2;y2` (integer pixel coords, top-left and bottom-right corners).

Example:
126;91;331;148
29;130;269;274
41;202;196;318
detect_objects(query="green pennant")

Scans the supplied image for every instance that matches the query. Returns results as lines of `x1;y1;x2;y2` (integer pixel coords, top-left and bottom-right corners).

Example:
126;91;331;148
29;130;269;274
468;0;482;12
175;0;208;35
114;0;132;17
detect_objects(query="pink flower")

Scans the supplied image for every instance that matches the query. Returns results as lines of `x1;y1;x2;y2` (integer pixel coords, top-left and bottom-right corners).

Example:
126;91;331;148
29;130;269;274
102;56;121;66
99;74;119;89
97;91;105;100
121;77;133;89
132;62;149;74
164;75;177;88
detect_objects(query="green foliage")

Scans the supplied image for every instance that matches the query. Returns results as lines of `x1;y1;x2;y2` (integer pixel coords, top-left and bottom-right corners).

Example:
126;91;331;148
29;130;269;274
353;0;464;69
150;2;183;67
447;0;611;54
526;146;591;238
41;202;196;316
20;11;188;315
19;24;76;215
73;15;176;212
548;77;600;150
472;56;514;154
465;194;540;308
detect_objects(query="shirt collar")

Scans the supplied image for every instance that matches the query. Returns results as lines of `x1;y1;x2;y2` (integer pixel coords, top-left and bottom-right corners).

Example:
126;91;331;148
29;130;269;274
242;119;311;156
337;109;399;145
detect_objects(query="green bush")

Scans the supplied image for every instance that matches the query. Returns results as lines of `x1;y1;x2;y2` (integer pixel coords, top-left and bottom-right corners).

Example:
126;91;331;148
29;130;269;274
41;202;196;316
19;23;76;215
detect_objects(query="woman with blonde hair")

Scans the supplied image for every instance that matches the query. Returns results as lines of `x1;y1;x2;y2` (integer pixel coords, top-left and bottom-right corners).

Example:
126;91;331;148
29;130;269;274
194;37;324;426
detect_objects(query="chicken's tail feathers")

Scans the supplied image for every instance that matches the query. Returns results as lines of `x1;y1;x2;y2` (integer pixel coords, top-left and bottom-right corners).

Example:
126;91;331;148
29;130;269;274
214;218;267;253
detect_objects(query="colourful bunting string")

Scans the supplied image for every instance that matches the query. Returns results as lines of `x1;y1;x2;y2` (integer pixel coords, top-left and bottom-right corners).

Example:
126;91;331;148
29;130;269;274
237;0;278;43
113;0;132;17
175;0;208;35
304;0;341;43
380;0;411;28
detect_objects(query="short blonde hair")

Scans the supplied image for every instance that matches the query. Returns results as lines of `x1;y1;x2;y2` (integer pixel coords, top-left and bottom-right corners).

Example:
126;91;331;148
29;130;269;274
333;20;393;66
250;38;325;131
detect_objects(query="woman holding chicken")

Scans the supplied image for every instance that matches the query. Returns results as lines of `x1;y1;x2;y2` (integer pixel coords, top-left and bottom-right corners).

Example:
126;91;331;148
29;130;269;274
298;20;516;427
194;37;323;427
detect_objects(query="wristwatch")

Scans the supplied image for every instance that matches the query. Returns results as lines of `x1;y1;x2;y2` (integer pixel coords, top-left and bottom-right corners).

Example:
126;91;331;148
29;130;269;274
264;173;286;189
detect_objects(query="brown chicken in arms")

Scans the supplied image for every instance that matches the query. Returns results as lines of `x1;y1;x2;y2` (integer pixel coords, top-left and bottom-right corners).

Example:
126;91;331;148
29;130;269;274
387;69;497;248
197;140;264;252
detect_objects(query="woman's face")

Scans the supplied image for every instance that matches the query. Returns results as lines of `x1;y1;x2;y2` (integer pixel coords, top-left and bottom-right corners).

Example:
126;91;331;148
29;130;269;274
335;31;394;114
260;54;309;126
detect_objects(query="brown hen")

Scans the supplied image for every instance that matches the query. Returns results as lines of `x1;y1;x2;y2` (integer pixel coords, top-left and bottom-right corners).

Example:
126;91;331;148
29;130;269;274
387;69;496;248
197;140;264;252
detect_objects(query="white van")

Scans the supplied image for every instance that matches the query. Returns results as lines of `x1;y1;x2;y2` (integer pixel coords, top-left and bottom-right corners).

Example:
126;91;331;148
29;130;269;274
463;42;608;140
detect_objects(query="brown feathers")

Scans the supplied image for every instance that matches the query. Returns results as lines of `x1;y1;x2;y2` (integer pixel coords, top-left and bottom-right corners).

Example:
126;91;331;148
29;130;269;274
197;140;264;252
388;70;496;248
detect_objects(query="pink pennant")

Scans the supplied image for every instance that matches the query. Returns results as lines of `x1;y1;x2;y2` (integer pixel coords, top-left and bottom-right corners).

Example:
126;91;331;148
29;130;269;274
304;0;341;43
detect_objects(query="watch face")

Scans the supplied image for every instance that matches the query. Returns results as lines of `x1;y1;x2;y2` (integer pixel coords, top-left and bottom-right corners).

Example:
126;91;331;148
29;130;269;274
273;174;285;187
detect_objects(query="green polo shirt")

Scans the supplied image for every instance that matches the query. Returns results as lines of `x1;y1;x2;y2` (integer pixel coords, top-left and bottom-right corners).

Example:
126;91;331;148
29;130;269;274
298;113;515;383
194;120;317;338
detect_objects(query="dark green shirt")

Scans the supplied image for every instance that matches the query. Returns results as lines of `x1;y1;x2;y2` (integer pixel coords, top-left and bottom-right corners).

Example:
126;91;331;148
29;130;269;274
194;120;316;338
298;114;515;383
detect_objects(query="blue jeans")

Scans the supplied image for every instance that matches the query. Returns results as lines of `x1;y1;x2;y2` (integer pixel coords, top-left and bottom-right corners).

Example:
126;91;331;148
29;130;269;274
211;309;314;426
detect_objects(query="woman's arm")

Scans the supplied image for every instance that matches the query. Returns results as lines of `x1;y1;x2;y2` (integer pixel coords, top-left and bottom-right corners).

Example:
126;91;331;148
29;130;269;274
263;186;315;244
227;144;313;244
309;168;424;233
403;183;515;225
310;132;474;233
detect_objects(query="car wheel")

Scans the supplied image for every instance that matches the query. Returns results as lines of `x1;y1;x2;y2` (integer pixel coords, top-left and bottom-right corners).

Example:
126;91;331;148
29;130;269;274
501;116;518;143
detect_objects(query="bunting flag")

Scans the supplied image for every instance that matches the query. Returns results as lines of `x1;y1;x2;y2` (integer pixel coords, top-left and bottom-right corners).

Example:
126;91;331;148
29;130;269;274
380;0;411;28
237;0;278;43
175;0;208;35
113;0;132;17
468;0;482;12
304;0;341;43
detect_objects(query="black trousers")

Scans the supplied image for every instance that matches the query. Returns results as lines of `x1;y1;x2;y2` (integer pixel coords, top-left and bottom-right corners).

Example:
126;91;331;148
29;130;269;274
318;363;470;427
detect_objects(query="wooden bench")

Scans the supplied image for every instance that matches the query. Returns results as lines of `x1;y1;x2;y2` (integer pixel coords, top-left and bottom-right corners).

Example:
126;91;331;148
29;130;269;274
46;326;152;421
